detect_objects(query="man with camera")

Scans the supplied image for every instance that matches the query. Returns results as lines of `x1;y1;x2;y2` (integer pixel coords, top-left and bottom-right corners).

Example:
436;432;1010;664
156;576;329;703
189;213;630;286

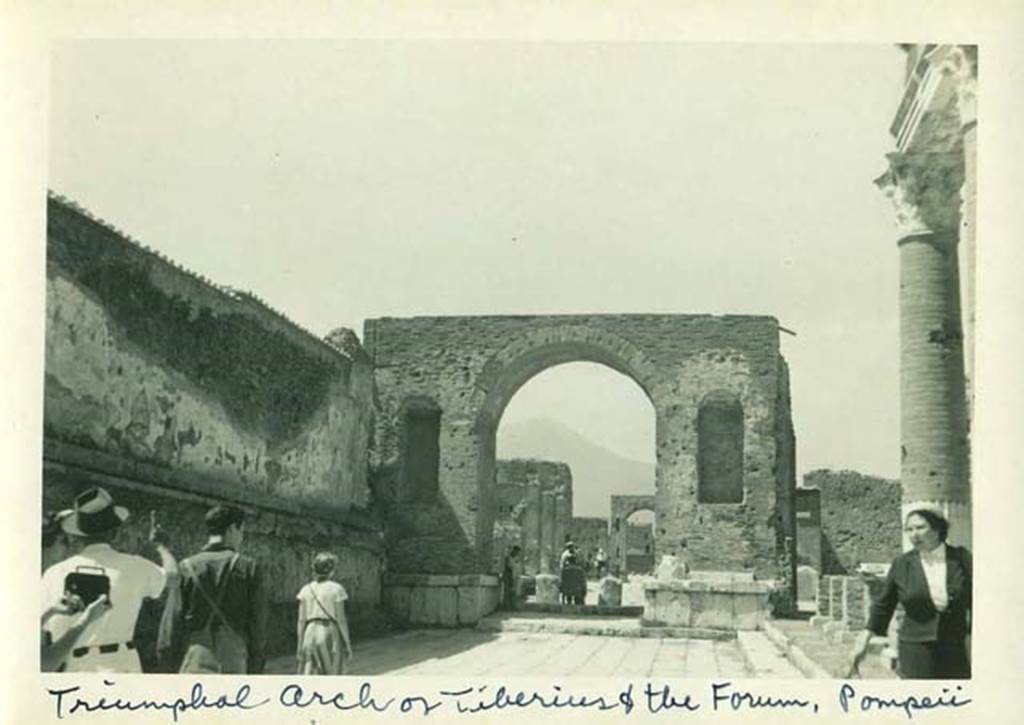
40;486;179;673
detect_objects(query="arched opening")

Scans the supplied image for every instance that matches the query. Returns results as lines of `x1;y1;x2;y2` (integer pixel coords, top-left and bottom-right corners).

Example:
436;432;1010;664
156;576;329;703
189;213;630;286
623;509;655;575
485;354;659;593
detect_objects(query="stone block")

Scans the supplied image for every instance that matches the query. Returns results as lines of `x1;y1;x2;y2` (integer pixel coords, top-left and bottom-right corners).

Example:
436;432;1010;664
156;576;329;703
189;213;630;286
458;585;482;624
796;565;819;603
384;585;411;624
436;587;458;626
822;620;848;642
535;573;560;604
482;583;501;616
733;591;768;630
691;592;735;629
644;587;692;626
690;570;756;583
409;586;430;624
598;576;622;606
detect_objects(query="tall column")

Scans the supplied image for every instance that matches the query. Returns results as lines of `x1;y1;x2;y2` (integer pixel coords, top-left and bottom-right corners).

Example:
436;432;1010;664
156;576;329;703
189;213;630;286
523;479;542;576
876;152;970;548
554;489;568;552
540;490;556;574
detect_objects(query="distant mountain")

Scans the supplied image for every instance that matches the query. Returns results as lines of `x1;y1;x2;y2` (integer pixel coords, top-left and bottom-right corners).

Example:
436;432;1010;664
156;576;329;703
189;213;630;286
497;417;655;518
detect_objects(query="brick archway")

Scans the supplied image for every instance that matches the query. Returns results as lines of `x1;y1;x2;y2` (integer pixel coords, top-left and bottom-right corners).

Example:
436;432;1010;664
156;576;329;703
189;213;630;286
366;314;792;585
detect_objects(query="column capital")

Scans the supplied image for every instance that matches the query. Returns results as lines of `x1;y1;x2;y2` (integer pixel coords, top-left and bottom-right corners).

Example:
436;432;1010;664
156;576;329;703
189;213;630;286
875;152;964;238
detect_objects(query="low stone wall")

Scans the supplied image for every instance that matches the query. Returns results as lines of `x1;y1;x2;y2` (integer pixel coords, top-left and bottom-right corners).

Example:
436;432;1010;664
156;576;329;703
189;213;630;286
803;470;902;575
382;574;501;627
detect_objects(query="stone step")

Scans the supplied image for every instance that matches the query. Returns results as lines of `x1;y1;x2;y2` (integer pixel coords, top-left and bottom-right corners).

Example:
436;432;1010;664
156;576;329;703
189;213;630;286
477;612;735;640
736;631;806;678
521;602;644;617
763;619;896;680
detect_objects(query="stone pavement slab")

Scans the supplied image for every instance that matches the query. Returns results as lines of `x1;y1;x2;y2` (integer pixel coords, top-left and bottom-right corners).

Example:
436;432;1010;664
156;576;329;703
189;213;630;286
736;631;805;678
478;611;734;640
266;629;762;678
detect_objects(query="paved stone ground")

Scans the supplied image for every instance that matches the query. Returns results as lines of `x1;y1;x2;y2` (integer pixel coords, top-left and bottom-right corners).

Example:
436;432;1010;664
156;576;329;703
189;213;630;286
265;629;761;677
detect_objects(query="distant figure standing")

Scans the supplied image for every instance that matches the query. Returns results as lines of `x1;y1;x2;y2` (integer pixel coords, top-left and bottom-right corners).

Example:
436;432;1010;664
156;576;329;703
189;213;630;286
558;542;577;603
594;547;609;578
502;545;522;610
162;505;267;674
296;552;353;675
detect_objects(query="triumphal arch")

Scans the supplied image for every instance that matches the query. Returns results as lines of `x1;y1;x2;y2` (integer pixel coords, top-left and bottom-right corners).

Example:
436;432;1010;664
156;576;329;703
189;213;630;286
366;314;796;615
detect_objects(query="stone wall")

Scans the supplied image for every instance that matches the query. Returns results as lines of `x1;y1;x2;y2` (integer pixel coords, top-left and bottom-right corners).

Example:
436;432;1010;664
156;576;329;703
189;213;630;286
44;195;386;660
47;196;375;509
803;469;902;575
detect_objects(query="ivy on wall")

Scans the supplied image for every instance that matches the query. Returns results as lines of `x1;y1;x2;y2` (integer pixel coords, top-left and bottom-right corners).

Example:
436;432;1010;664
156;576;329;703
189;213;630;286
48;201;344;444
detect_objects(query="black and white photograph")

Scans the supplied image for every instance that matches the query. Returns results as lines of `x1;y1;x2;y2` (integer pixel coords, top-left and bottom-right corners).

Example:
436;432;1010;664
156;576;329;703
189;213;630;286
4;3;1024;722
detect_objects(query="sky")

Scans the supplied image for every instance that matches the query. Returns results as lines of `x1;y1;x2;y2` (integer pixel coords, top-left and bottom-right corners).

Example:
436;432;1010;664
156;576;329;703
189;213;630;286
49;40;906;482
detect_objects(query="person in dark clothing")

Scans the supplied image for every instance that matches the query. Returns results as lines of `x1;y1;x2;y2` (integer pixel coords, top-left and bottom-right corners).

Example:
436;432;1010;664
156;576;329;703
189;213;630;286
849;508;972;679
159;505;268;674
502;545;522;610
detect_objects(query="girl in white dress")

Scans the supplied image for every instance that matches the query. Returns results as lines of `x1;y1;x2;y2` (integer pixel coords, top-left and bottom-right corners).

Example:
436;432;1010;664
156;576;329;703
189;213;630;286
295;553;353;675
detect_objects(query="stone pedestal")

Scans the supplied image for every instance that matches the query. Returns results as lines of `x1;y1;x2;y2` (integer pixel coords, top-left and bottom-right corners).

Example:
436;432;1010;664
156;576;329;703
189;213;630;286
598;576;622;606
796;565;819;606
540;491;557;574
655;554;690;581
383;573;501;627
642;578;774;631
534;573;560;604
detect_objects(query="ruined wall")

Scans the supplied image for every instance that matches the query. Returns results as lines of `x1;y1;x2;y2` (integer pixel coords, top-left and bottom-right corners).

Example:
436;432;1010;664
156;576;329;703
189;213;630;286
803;469;902;575
625;523;655;573
367;314;788;579
44;195;385;656
491;459;572;574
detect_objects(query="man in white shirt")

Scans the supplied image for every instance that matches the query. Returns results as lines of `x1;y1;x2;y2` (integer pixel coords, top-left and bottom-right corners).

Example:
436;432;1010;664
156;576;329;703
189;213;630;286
41;487;178;673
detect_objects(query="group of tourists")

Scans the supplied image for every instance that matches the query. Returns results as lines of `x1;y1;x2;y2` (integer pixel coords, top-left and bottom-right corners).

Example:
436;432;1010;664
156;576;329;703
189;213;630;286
40;486;353;675
499;539;612;609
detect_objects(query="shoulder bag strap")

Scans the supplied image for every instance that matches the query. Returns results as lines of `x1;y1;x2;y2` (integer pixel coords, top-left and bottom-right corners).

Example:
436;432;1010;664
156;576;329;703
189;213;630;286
307;583;346;644
185;553;241;638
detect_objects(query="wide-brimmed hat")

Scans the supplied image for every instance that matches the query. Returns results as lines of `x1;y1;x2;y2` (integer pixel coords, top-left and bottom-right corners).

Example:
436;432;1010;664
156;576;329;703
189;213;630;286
61;487;130;537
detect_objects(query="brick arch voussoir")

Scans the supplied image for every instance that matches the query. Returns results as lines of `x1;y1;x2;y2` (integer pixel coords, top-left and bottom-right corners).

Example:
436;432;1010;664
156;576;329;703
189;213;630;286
472;324;662;429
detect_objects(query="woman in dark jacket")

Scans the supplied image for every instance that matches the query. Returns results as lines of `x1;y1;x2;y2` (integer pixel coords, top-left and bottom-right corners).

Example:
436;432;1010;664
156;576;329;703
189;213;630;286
849;508;972;679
